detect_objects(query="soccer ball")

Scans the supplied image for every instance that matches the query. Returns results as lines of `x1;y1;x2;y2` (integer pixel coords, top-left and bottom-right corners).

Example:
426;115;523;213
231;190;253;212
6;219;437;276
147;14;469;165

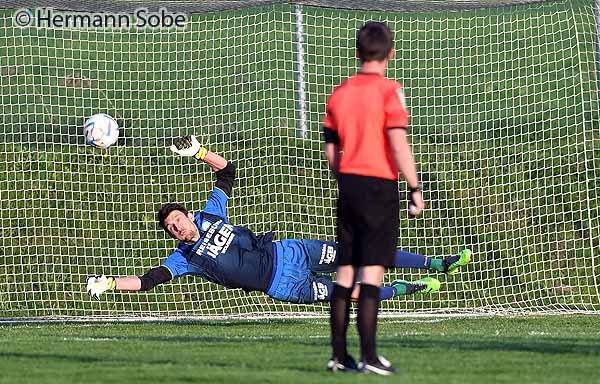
83;113;119;149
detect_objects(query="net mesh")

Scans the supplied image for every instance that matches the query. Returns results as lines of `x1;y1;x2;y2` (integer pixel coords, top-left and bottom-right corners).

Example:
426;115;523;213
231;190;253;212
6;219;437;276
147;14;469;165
0;0;599;319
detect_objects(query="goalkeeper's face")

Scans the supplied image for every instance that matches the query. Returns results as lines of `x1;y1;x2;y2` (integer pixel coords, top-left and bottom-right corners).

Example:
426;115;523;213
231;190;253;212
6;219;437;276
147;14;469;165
164;210;200;243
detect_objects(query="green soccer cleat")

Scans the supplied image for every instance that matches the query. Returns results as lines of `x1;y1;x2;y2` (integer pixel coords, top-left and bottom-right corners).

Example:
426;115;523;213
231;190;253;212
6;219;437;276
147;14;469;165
391;277;441;296
413;277;441;293
443;248;472;276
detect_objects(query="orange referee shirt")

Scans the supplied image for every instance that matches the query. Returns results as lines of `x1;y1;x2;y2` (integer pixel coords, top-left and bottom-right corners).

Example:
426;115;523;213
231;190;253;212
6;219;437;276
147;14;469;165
323;72;409;181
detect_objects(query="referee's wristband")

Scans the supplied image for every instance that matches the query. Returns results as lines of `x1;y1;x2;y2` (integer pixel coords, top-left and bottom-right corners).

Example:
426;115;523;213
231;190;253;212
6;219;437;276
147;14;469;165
194;147;208;160
409;182;422;193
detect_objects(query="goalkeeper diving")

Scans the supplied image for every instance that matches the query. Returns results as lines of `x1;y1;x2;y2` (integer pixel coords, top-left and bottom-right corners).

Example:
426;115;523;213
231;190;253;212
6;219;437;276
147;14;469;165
87;136;471;303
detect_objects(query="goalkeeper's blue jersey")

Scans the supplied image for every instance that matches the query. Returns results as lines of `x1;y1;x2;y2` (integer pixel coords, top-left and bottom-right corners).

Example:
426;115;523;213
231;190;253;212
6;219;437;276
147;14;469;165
162;187;275;292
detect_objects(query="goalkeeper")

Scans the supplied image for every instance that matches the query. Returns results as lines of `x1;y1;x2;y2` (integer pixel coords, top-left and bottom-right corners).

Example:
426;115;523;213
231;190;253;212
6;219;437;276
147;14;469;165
87;136;471;303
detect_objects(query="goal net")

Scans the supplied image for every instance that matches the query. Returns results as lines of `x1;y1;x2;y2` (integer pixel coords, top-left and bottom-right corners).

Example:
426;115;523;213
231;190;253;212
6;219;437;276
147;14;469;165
1;0;598;320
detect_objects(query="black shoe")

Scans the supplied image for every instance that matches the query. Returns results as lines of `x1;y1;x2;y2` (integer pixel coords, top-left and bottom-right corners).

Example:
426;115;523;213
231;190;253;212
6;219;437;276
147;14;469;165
358;356;396;375
327;355;358;372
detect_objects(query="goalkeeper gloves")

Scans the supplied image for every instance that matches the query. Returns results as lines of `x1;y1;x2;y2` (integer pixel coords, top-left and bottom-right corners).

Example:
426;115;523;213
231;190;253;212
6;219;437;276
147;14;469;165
170;135;208;160
86;275;116;300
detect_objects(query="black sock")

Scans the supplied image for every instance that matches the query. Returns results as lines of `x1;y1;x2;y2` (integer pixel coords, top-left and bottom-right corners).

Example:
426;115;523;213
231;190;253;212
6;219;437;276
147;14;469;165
357;283;380;363
330;284;353;360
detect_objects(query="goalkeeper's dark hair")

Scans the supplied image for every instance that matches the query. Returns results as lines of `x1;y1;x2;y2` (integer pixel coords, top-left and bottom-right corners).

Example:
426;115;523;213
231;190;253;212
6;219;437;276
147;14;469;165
157;203;188;237
356;21;394;63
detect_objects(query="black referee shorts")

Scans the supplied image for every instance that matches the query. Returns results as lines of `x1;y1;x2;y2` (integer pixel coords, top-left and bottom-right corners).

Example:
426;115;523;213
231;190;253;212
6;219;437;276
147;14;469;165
336;173;400;267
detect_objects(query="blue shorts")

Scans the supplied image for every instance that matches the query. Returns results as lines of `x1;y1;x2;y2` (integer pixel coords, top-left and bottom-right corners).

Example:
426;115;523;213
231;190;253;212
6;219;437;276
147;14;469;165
266;239;338;303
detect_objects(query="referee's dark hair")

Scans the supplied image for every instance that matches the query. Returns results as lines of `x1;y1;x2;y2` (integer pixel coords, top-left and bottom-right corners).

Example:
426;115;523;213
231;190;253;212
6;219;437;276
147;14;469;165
157;203;189;237
356;21;394;63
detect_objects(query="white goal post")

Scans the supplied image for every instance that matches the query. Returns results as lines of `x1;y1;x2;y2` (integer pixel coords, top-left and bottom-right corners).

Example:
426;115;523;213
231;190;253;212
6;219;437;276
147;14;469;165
0;0;598;320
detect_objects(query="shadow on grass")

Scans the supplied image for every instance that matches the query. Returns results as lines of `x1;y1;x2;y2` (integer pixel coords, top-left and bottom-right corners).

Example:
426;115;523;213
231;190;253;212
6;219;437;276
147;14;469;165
0;350;318;373
22;318;316;327
381;336;600;355
3;333;599;376
36;332;600;356
0;351;175;364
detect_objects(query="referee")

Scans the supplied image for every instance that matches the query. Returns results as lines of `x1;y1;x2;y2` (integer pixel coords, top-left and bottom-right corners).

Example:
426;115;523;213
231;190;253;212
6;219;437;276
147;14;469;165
323;21;424;375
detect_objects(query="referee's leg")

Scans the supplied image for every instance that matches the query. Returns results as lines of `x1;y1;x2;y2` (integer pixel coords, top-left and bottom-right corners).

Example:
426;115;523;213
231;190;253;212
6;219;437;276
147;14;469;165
357;265;385;363
354;176;399;374
329;186;357;370
329;265;355;364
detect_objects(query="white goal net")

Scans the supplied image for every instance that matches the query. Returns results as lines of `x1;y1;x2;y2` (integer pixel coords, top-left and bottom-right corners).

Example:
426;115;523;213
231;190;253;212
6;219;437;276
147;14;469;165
0;0;598;320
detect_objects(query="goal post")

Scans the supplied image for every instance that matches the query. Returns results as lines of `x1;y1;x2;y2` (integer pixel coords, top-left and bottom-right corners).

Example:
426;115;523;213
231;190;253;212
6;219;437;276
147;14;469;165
0;0;598;320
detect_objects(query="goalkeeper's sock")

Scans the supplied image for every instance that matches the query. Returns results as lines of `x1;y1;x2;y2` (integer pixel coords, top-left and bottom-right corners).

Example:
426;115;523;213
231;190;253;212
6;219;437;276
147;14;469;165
429;259;445;272
394;250;431;270
379;286;396;301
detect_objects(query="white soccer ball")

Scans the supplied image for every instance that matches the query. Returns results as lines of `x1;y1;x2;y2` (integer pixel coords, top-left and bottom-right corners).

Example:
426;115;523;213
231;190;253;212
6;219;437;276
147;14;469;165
83;113;119;149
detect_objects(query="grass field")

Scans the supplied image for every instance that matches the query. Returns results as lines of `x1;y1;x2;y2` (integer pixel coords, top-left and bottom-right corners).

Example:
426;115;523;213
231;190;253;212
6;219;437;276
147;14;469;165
1;315;599;383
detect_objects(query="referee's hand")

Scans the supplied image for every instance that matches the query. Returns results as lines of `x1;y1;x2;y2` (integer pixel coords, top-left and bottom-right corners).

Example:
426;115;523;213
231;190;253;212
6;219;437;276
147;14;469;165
408;189;424;217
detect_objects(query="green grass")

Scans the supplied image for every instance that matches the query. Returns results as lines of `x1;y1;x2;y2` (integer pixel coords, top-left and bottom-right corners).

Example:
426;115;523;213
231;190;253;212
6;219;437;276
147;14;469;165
1;316;599;383
0;0;599;318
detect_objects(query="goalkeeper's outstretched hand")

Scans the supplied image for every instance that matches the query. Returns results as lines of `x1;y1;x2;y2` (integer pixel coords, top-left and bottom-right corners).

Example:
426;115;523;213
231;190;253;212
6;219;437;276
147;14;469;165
170;135;208;160
86;275;116;300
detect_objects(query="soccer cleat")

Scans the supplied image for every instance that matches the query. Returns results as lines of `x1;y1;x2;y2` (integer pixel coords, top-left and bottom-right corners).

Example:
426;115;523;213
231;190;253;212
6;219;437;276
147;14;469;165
391;277;441;295
358;356;396;375
443;248;472;276
413;277;441;293
327;355;358;372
